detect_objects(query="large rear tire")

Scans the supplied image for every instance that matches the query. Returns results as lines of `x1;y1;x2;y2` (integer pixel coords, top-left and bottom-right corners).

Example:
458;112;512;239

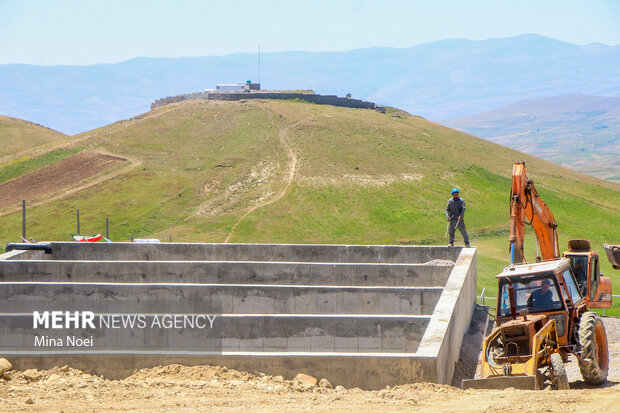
550;353;570;390
578;312;609;385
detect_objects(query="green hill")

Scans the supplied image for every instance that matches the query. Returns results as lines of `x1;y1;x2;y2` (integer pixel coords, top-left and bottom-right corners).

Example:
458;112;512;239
0;115;69;160
1;100;619;314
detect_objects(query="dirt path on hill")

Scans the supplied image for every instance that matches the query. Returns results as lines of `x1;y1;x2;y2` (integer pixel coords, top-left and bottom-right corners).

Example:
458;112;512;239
224;114;306;243
0;152;128;213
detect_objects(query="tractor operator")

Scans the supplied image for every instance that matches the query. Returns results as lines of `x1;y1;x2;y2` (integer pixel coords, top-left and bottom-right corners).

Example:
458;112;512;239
445;188;470;247
527;279;553;311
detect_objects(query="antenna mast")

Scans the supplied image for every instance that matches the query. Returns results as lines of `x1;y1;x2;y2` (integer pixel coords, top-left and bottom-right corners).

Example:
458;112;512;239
258;44;261;86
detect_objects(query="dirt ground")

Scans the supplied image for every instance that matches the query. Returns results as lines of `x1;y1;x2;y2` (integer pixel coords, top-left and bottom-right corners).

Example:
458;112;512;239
0;151;126;211
0;316;618;412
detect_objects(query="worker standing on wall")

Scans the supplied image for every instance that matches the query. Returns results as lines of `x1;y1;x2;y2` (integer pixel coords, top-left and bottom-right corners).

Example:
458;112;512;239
445;188;470;247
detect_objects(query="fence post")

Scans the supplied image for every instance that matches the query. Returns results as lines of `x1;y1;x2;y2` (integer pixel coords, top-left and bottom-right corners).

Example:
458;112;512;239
106;217;109;239
22;200;26;240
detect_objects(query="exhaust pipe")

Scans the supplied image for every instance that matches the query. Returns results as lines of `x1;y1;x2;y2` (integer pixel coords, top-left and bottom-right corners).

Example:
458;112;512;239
5;243;52;254
505;278;517;320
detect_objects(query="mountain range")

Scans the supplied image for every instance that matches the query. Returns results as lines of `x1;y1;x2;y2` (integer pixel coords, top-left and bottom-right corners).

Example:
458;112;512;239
1;34;619;135
442;94;620;181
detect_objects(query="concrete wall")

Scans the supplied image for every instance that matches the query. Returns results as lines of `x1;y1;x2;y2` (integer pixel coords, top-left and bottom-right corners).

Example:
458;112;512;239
415;247;477;383
0;243;475;389
39;242;462;263
150;92;376;110
0;260;452;286
0;283;443;315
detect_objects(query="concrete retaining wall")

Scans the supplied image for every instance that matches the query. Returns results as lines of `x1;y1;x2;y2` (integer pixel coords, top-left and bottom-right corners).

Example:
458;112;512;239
0;283;443;315
0;260;452;286
40;243;459;262
0;243;476;389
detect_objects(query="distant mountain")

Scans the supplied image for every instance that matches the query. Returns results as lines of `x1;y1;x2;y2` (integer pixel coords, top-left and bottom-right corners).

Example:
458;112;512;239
1;34;619;134
441;94;620;182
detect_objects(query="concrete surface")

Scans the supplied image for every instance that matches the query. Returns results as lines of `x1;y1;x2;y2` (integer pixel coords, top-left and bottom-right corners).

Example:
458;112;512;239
33;243;462;263
0;283;443;315
0;243;476;389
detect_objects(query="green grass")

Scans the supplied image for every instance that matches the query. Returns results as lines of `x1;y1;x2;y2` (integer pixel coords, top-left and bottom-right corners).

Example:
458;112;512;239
0;147;82;184
0;115;67;159
1;100;619;315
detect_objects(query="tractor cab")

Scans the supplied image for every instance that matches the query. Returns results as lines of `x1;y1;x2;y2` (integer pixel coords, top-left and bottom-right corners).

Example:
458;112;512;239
468;257;609;390
496;258;583;347
563;239;612;309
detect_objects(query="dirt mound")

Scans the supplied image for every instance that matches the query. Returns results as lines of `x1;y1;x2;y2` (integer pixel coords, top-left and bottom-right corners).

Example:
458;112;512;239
0;360;617;412
0;151;126;211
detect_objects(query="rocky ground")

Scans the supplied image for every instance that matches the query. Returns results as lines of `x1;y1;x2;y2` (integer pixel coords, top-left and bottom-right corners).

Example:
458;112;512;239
0;315;617;412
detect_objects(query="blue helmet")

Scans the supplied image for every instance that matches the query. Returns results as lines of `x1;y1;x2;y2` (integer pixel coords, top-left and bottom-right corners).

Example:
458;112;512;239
451;188;459;195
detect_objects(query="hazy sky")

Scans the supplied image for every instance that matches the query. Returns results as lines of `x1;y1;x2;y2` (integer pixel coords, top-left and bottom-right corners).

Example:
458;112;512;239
1;0;619;65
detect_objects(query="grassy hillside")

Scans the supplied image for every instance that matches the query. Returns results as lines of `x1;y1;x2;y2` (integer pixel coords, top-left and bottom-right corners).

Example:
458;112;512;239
1;100;619;314
0;115;68;161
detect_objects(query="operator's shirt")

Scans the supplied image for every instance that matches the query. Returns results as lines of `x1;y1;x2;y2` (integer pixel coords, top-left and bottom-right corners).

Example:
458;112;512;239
528;289;553;311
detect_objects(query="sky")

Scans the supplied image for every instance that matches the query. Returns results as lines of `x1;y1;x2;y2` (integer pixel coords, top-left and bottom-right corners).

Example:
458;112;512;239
1;0;619;66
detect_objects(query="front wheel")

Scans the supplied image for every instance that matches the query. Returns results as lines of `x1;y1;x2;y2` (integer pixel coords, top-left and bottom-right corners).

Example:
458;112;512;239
578;312;609;385
550;353;570;390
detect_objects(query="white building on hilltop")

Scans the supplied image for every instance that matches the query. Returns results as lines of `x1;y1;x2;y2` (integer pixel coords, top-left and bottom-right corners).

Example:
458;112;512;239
213;80;261;93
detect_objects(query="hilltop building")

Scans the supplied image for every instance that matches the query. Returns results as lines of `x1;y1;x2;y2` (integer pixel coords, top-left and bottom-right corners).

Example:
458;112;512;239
153;84;378;111
213;80;260;93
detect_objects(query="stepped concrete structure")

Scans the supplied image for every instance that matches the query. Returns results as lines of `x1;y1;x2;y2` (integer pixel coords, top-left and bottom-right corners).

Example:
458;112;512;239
0;243;476;389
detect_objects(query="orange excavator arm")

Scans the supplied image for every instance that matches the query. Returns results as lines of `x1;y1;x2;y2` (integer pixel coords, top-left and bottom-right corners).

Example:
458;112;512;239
509;162;560;264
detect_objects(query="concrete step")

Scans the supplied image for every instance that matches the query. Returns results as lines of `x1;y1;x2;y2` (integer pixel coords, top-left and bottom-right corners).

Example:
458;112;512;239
0;260;452;286
40;242;461;263
0;314;429;353
0;283;443;315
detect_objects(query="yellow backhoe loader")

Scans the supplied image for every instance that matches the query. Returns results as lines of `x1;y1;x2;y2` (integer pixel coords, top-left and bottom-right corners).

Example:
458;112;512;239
463;162;612;390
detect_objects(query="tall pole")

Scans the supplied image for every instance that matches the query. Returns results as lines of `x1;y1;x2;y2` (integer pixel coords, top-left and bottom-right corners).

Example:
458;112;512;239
258;44;261;86
22;200;26;240
76;209;80;235
106;217;109;239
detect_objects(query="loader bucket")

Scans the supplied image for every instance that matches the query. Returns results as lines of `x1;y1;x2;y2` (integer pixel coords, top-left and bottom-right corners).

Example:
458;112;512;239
462;376;538;390
603;244;620;270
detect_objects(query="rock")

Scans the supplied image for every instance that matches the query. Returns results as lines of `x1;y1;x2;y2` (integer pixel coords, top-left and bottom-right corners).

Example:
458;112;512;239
319;378;333;389
24;398;34;405
335;385;346;392
3;370;15;380
294;373;318;387
47;373;61;383
23;369;41;382
0;358;12;375
60;365;70;372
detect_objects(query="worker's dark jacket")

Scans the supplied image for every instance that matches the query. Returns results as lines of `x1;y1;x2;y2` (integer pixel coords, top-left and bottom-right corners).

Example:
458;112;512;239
527;288;553;311
445;197;466;220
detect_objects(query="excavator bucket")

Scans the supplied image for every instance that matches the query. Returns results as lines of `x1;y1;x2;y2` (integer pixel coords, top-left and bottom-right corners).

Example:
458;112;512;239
462;376;538;390
603;244;620;269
